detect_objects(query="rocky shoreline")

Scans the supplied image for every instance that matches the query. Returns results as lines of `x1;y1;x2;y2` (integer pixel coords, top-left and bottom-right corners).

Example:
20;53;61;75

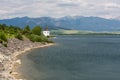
0;38;53;80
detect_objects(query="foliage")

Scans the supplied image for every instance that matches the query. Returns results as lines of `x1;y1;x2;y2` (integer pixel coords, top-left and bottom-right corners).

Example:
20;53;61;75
0;31;7;42
0;23;53;47
32;26;42;35
15;33;23;40
26;34;49;42
25;25;30;31
46;40;54;43
27;34;40;42
23;25;31;35
0;31;8;47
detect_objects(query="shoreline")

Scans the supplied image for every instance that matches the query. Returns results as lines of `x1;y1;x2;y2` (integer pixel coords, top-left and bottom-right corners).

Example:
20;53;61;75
10;43;54;80
0;38;54;80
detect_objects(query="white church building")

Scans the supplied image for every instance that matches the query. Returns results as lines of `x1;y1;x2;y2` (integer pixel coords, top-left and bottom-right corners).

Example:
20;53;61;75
42;27;50;37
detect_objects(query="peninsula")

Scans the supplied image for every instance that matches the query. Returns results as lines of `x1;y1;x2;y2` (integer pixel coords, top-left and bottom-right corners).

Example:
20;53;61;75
0;24;53;80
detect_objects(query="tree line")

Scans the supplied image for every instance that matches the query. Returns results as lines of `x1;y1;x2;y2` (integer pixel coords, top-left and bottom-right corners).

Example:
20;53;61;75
0;24;52;47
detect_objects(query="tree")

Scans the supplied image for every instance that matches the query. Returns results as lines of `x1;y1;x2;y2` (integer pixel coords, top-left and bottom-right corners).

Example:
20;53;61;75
32;26;42;35
25;25;30;31
23;25;31;34
0;24;6;30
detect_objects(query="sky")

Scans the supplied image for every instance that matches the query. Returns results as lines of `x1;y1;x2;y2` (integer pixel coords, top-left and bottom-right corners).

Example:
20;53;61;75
0;0;120;19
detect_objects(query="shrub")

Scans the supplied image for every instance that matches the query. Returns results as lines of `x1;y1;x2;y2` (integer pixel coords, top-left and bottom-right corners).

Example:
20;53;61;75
46;40;54;43
0;31;7;42
15;33;23;40
26;34;49;42
27;35;42;42
26;34;35;42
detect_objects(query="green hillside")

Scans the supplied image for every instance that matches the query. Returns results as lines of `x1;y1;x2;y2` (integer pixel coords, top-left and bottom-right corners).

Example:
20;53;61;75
0;24;52;47
51;30;120;35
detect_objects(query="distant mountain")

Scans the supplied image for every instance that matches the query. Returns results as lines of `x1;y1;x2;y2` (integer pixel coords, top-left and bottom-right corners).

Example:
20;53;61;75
0;17;65;30
0;16;120;31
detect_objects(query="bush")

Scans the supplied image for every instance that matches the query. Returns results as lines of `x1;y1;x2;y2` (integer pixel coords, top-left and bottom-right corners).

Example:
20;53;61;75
26;35;42;42
0;31;7;42
26;34;49;42
26;34;35;42
46;40;54;43
15;33;23;40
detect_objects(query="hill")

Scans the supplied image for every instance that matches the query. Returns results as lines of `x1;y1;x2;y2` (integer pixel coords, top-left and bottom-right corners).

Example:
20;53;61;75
0;16;120;31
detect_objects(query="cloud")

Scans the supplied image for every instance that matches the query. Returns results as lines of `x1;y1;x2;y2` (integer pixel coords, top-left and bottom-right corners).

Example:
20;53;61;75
0;0;120;19
58;3;79;7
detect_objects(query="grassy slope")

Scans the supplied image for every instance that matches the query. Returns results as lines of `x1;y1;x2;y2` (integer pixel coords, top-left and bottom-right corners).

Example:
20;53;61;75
51;30;120;35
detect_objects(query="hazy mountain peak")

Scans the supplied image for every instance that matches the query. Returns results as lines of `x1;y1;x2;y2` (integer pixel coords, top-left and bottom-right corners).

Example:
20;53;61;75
0;16;120;31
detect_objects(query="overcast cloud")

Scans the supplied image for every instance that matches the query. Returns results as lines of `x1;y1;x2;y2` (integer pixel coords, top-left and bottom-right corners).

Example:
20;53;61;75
0;0;120;19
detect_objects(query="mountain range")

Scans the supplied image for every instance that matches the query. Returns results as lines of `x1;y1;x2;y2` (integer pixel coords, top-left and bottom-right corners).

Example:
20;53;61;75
0;16;120;31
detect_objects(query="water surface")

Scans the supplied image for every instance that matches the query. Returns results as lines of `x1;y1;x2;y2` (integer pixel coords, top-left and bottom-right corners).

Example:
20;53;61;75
19;35;120;80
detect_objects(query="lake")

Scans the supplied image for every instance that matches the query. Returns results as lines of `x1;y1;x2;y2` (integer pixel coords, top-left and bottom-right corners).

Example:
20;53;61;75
18;35;120;80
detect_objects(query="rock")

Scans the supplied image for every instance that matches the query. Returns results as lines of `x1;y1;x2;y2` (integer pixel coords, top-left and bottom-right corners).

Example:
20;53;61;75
16;60;21;64
0;38;46;80
0;62;4;71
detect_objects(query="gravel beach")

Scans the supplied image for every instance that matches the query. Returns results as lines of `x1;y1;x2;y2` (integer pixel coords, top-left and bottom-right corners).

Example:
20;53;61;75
0;38;53;80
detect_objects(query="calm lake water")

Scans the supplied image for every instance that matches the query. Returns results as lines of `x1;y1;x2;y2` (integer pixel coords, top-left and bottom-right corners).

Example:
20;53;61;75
19;35;120;80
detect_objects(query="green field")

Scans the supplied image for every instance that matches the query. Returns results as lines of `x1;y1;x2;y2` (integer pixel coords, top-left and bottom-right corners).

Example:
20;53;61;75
51;30;120;35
